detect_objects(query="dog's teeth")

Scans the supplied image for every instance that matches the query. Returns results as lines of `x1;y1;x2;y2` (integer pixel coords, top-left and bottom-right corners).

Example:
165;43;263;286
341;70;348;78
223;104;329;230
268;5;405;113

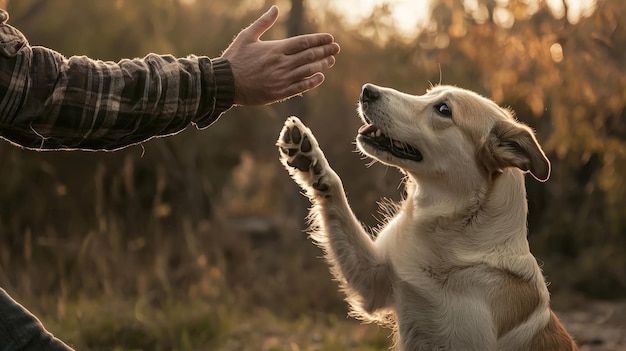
375;129;382;137
393;140;402;148
370;132;376;137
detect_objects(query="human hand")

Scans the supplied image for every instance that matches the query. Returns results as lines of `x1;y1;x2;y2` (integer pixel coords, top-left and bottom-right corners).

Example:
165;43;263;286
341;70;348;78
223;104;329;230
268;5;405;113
221;5;340;106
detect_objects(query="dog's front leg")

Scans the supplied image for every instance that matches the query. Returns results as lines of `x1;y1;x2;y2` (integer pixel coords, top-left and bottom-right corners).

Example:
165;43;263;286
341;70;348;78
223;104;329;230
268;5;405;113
278;117;394;314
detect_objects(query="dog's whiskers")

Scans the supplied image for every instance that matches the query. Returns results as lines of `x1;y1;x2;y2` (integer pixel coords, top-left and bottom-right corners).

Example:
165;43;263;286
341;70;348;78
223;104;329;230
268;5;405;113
401;141;409;152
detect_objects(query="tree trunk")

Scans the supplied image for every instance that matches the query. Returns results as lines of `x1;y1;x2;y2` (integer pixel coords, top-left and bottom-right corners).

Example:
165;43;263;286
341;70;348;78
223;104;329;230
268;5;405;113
285;0;306;120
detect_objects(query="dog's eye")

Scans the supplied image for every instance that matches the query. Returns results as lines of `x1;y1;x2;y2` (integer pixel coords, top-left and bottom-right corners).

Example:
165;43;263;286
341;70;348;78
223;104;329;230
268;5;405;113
435;103;452;117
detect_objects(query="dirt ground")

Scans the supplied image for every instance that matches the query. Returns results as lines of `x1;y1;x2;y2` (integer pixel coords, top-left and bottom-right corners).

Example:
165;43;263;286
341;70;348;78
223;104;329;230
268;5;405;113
228;300;626;351
559;300;626;351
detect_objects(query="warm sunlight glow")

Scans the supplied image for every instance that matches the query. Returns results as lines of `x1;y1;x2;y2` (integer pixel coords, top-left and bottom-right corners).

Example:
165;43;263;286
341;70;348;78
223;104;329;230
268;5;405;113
463;0;490;24
313;0;433;38
320;0;596;37
493;7;514;28
550;43;564;63
546;0;596;24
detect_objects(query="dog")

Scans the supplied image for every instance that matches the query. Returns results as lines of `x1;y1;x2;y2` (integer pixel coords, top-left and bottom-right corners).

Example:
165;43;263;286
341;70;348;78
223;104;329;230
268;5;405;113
277;83;579;350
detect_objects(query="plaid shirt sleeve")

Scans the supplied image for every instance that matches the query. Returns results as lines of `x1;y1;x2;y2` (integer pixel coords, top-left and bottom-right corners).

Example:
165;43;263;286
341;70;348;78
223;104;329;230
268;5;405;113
0;10;235;151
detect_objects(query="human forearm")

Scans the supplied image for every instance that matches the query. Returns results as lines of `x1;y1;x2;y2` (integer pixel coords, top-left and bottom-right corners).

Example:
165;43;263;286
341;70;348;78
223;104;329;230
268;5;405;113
0;11;234;150
5;52;233;150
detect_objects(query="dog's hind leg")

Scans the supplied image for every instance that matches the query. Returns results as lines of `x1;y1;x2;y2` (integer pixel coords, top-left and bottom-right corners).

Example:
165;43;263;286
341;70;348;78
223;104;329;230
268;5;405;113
277;117;394;316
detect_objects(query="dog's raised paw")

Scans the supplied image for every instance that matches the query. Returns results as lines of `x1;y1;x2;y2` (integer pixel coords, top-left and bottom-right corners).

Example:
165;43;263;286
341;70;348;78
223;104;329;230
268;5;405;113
277;117;335;195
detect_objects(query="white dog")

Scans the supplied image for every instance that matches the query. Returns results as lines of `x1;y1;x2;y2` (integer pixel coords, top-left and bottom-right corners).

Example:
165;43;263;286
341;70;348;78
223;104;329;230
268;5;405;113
277;84;578;351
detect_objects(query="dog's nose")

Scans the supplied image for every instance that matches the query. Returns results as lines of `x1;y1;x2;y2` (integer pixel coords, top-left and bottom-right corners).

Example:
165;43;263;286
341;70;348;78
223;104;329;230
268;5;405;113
361;84;380;103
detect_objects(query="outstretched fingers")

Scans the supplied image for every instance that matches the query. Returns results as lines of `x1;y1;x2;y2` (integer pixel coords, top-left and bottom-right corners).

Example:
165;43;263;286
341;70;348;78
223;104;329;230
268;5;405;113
291;53;336;77
283;38;339;95
279;54;335;94
288;41;340;68
282;72;326;99
282;33;339;55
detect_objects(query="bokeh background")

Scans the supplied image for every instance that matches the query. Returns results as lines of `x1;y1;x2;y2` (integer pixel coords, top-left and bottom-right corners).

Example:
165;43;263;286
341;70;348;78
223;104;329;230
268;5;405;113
1;0;625;350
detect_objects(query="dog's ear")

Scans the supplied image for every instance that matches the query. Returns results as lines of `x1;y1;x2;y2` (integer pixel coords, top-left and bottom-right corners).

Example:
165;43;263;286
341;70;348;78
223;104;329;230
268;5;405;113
478;120;550;182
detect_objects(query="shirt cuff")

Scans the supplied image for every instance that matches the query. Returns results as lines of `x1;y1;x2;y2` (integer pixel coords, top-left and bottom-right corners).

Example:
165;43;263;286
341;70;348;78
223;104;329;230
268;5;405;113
195;57;235;129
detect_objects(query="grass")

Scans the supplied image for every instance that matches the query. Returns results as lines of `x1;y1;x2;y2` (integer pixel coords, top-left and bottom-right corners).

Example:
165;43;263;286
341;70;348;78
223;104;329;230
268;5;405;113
7;205;394;351
32;294;391;351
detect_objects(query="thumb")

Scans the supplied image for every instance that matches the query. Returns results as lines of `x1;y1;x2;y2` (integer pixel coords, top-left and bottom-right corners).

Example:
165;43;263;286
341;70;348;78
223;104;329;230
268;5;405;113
244;5;279;41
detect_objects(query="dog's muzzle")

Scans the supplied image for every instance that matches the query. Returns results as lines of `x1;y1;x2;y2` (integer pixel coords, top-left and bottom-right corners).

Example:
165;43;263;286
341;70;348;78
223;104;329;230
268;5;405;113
357;84;423;162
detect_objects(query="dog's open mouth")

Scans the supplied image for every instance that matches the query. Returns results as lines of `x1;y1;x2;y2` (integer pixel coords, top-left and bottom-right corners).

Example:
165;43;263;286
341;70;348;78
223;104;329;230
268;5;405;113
358;124;423;162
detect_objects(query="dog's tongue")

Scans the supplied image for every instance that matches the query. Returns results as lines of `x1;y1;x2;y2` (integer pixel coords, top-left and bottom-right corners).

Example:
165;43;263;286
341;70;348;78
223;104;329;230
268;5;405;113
358;124;378;135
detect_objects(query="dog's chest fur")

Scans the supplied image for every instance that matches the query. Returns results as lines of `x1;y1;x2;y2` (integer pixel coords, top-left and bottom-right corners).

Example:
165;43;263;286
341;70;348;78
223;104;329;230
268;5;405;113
372;176;551;350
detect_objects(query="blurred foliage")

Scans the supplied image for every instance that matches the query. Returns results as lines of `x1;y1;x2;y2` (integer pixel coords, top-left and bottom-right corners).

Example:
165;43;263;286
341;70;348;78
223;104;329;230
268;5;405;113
0;0;625;349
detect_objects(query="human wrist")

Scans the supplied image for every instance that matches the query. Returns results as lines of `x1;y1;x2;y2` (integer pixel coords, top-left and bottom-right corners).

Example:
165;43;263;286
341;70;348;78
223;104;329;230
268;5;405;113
212;58;235;111
194;57;235;128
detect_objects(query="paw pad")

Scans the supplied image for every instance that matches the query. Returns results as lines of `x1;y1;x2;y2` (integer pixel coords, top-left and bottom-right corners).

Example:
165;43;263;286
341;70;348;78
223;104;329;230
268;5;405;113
277;117;334;194
287;155;312;172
